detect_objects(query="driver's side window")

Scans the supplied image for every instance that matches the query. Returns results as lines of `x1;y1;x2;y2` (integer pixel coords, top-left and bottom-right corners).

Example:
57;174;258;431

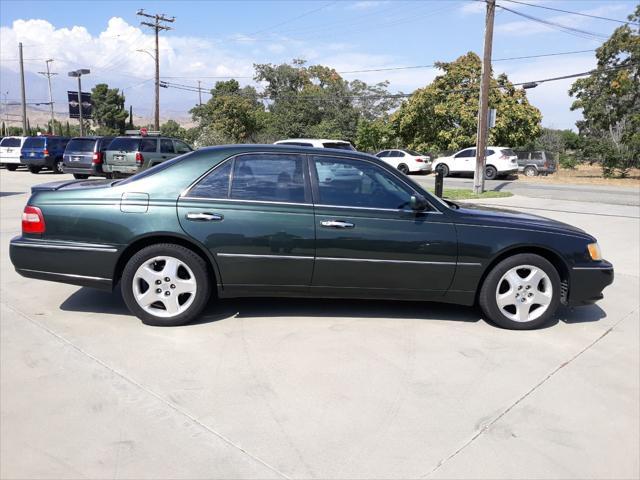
312;156;414;210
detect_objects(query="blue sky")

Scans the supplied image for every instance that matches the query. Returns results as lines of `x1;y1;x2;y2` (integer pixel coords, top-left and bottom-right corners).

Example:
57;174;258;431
0;0;636;130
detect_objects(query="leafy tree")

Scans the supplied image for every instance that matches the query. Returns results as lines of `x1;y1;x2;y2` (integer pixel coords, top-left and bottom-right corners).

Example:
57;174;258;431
569;5;639;177
190;79;263;144
391;52;542;153
160;119;189;141
355;118;397;152
91;83;128;135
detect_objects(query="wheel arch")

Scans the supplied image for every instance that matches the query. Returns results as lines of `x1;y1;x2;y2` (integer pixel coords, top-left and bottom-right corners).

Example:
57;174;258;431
475;245;570;304
112;232;221;296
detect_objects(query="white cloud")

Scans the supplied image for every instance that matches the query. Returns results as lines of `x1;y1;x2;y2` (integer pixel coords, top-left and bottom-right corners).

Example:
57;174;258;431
459;1;485;15
348;1;391;10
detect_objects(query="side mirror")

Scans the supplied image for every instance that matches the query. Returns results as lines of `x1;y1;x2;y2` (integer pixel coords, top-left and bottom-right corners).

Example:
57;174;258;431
410;194;428;211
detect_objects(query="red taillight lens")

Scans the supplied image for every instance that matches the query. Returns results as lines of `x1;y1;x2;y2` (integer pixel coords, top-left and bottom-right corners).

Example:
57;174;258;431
43;149;49;156
135;152;144;166
415;158;424;162
22;206;46;234
92;152;103;164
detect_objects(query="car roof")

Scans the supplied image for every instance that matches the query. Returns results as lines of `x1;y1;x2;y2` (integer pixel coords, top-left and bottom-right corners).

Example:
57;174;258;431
275;138;351;143
197;143;371;158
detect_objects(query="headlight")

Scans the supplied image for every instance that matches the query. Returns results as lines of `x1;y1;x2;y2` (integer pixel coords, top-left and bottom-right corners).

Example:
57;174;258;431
587;242;602;261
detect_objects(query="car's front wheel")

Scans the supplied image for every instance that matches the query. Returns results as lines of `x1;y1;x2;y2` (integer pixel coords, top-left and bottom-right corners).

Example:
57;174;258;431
121;244;211;326
435;163;449;177
479;253;561;330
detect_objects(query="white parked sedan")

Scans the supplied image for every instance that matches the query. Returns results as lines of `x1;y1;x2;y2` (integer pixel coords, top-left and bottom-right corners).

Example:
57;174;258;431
375;149;432;175
432;146;518;180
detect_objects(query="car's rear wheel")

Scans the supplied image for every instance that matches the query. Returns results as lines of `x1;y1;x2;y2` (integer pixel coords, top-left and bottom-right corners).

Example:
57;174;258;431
121;244;211;326
479;253;561;330
524;166;538;177
484;165;498;180
435;163;449;177
28;166;41;174
53;159;64;174
398;163;410;175
5;165;18;171
73;173;89;179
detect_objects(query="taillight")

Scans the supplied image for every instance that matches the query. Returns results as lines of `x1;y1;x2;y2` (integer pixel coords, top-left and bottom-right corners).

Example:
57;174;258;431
135;152;144;166
415;158;424;162
22;206;46;234
92;152;103;165
43;149;49;156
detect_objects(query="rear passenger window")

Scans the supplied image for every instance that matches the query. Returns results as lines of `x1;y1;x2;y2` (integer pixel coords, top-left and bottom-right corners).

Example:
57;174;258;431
160;139;175;153
231;154;306;203
188;161;231;199
140;139;157;152
175;141;192;154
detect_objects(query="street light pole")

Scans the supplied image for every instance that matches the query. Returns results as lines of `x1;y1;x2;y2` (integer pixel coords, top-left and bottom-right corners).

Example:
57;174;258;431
68;69;90;136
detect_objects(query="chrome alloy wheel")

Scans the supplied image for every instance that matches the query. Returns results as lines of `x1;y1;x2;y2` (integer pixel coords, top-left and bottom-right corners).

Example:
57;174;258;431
495;265;553;323
132;255;197;318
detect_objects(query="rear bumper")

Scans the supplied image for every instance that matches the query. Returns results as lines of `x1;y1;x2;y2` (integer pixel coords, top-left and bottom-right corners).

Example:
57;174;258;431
0;158;21;164
63;164;104;176
412;164;432;173
568;261;614;306
103;164;140;174
21;156;53;167
9;236;119;291
499;167;519;174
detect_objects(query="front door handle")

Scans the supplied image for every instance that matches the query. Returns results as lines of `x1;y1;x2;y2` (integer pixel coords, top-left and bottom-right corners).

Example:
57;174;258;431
186;212;223;222
320;220;354;229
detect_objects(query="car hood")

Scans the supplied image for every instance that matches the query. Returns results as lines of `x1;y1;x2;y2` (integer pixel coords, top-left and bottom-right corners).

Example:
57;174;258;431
453;204;592;239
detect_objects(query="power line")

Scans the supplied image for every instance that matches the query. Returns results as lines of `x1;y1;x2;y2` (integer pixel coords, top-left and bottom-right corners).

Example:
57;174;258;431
497;4;609;40
501;0;637;25
248;1;337;36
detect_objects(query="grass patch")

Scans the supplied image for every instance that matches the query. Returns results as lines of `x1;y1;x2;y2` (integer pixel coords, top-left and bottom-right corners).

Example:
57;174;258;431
427;188;513;200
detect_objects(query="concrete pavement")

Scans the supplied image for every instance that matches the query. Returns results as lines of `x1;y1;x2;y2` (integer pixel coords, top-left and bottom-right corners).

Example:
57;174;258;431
1;170;638;479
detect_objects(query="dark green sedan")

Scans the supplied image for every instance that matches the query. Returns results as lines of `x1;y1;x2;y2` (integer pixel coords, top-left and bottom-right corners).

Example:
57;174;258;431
10;145;613;329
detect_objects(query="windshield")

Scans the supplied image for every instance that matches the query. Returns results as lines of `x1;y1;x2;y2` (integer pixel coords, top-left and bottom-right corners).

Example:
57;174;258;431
66;138;96;152
322;142;355;150
116;151;194;186
109;137;141;152
23;137;46;149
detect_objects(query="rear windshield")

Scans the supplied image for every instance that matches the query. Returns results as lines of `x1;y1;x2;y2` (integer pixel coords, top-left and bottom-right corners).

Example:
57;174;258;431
405;149;423;156
66;138;96;152
501;148;515;156
23;137;46;149
108;137;141;152
322;142;354;150
0;137;21;147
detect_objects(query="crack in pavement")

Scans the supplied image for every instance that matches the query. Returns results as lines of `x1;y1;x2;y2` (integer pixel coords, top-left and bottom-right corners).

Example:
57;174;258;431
422;307;639;478
1;301;291;480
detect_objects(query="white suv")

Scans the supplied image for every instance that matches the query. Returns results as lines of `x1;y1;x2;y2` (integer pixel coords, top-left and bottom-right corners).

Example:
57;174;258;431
375;149;432;174
274;138;355;150
433;146;518;180
0;136;27;171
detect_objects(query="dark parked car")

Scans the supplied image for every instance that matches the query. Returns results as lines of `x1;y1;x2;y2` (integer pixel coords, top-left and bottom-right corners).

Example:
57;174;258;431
20;135;70;174
516;151;557;177
63;136;114;179
9;145;613;329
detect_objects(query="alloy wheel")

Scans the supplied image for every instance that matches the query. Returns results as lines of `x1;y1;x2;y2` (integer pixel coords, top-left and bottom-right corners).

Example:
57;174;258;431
132;255;197;318
495;265;553;322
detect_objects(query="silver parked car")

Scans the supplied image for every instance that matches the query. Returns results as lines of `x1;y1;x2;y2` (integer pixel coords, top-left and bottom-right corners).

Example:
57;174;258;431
516;151;557;177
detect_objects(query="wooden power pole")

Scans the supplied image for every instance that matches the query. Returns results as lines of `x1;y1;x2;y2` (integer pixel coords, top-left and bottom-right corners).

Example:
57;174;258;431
38;59;57;134
137;9;175;130
473;0;496;195
18;43;28;135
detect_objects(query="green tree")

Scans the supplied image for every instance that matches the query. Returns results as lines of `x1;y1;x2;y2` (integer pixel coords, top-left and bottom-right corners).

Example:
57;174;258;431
355;118;397;152
91;83;128;135
391;52;542;153
160;119;189;141
190;79;263;144
569;6;639;177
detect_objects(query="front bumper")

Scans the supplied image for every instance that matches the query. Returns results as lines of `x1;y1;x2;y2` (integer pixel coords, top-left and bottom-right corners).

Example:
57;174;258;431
9;236;119;290
568;260;614;306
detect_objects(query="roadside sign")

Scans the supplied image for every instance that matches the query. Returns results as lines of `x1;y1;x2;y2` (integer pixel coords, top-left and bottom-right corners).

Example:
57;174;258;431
67;91;92;119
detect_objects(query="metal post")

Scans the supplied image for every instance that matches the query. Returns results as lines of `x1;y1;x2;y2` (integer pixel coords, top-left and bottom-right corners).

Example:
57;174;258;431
154;24;160;130
19;42;28;135
473;0;496;195
434;169;444;198
77;75;84;136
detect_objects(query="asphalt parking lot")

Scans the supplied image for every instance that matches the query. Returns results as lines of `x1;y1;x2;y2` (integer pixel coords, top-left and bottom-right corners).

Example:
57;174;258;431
1;169;639;479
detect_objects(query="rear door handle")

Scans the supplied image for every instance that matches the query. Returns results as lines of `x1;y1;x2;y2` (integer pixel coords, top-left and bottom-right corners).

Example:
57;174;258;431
186;212;223;222
320;220;354;229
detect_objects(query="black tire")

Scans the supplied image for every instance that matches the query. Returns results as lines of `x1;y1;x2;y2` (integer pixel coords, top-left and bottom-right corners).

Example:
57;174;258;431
28;166;41;174
479;253;561;330
398;163;410;175
53;158;64;174
73;173;89;179
524;166;538;177
484;165;498;180
435;163;449;177
121;244;211;326
5;164;18;171
105;173;113;179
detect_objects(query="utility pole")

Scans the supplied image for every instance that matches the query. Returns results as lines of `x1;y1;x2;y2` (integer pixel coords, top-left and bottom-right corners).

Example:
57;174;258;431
38;59;57;134
198;80;202;106
137;9;175;130
473;0;496;195
18;43;28;135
